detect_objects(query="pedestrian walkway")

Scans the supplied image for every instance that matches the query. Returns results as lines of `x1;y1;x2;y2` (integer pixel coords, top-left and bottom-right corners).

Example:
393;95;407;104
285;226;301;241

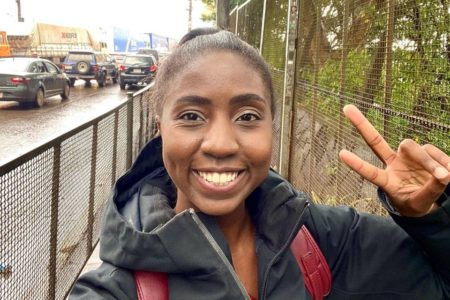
79;244;102;276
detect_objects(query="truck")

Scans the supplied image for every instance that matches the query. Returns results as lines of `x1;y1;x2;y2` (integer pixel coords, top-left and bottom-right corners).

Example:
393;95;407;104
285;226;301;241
0;31;11;57
7;23;102;64
94;27;176;63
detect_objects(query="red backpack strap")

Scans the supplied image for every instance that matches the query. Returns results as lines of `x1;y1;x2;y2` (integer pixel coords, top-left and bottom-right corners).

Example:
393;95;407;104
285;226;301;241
133;225;331;300
134;270;168;300
290;225;332;300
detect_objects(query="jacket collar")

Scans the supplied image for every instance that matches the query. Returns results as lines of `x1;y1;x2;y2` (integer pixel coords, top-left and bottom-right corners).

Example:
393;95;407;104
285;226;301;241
100;136;310;273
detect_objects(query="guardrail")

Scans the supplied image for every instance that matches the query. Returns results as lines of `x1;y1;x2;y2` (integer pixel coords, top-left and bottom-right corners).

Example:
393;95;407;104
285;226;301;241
0;84;155;300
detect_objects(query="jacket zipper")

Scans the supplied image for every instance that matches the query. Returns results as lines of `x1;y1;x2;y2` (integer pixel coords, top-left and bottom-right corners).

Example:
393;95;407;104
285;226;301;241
260;202;310;300
189;209;250;300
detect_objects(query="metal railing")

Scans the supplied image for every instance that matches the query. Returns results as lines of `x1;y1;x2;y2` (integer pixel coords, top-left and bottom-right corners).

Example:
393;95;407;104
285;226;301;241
0;85;155;300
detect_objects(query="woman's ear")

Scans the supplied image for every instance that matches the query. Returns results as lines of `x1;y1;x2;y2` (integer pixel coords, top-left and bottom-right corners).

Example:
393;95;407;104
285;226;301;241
154;115;161;137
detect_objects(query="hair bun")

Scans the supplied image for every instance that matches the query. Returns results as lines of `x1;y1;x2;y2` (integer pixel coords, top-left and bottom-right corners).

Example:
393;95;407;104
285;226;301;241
179;27;221;46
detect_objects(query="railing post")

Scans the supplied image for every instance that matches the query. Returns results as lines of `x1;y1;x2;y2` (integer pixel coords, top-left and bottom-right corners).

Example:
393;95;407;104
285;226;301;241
111;111;118;185
139;94;144;150
259;0;267;54
383;0;395;143
308;0;322;192
336;0;350;197
126;92;133;169
87;123;98;254
279;0;299;178
235;4;240;34
48;144;61;300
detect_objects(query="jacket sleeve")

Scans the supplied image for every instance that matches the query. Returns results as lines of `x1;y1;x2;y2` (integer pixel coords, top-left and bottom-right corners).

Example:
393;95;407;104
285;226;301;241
68;262;138;300
383;184;450;280
306;185;450;300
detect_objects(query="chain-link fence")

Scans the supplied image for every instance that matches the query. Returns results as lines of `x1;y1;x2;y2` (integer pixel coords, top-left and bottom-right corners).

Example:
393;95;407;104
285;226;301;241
0;86;155;300
230;0;449;214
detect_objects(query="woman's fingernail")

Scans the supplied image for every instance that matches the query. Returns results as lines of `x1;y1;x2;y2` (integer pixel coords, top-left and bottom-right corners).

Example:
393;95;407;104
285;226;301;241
435;167;449;179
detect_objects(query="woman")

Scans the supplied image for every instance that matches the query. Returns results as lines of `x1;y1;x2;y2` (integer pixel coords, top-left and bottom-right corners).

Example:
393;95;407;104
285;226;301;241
70;28;450;299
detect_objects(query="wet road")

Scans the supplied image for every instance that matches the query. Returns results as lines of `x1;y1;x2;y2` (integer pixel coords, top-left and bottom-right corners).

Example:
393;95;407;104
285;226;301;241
0;80;134;165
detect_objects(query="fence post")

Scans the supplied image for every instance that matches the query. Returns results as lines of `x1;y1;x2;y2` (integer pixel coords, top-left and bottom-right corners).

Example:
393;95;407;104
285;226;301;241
308;0;322;192
126;92;134;169
87;123;98;254
139;94;144;150
259;0;267;54
111;111;118;185
336;0;350;197
235;4;240;34
278;0;299;178
48;144;61;300
383;0;395;142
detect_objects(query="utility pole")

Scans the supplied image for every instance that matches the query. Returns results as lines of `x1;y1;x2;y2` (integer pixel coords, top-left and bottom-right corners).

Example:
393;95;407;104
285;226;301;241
216;0;229;30
188;0;193;32
16;0;24;22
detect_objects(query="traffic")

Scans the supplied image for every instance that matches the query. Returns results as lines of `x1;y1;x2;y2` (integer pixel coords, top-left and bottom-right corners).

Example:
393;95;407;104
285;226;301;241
0;23;172;109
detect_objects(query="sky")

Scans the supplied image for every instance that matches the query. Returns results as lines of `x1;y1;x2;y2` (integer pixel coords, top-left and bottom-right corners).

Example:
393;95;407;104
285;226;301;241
0;0;212;40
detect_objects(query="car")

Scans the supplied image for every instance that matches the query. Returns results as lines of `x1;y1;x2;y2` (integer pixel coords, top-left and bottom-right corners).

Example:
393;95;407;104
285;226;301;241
61;51;118;87
136;48;159;64
0;57;70;108
118;54;157;90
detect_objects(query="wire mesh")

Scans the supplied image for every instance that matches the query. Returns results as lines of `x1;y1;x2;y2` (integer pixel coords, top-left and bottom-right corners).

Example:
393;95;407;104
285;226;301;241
0;86;154;299
229;8;238;33
1;150;54;299
92;115;116;248
237;0;264;52
55;129;93;300
143;89;157;140
116;106;128;178
235;0;449;214
133;96;142;161
260;0;289;170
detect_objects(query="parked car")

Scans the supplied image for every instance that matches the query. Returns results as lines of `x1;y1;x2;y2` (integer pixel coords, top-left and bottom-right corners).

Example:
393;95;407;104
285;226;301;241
0;57;70;108
61;51;118;87
118;54;157;90
136;48;159;64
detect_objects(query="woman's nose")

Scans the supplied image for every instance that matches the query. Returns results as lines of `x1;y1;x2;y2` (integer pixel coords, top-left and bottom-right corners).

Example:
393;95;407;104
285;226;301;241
200;117;239;158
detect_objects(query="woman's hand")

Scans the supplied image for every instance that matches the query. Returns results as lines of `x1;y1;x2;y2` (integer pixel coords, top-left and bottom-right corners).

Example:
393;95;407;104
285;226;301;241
339;104;450;217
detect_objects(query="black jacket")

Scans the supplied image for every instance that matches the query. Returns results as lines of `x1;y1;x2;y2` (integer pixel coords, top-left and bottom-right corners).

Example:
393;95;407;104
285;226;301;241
69;137;450;299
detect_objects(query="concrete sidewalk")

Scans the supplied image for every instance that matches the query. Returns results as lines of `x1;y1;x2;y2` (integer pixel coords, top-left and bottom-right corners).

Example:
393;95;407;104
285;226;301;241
79;244;102;276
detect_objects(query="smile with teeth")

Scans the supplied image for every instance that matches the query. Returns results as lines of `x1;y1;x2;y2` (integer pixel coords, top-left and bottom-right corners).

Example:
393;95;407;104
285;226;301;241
197;171;239;186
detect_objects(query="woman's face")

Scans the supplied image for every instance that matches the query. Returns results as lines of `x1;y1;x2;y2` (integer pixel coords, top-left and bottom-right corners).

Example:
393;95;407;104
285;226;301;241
159;51;273;216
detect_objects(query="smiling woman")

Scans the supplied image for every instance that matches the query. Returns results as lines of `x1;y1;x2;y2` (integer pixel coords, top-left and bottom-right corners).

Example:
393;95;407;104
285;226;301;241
69;29;450;300
160;51;272;218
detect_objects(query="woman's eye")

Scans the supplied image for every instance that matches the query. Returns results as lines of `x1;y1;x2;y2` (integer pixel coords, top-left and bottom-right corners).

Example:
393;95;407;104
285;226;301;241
237;113;260;122
180;112;202;121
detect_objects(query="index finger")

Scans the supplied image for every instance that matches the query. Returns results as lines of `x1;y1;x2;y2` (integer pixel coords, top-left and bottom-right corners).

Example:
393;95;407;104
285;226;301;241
343;105;396;164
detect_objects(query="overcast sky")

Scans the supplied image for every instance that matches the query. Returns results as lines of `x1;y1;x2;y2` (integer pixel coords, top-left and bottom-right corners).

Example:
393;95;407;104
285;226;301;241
0;0;212;40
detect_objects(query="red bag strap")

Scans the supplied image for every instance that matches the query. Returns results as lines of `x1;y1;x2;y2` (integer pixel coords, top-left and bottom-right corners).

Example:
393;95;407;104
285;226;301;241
290;225;332;300
134;271;168;300
134;225;331;300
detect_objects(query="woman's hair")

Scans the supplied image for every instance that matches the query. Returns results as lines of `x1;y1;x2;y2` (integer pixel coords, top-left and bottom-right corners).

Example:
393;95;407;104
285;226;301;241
152;28;275;116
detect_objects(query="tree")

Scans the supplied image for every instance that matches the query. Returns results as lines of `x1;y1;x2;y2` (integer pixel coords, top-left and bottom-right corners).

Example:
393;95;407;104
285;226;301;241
201;0;216;23
201;0;241;23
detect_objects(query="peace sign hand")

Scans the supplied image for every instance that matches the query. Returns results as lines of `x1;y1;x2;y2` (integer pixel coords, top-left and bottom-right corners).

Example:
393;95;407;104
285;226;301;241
339;105;450;217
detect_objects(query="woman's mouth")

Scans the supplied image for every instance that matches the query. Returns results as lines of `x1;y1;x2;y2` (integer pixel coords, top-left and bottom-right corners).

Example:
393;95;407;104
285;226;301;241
197;171;239;186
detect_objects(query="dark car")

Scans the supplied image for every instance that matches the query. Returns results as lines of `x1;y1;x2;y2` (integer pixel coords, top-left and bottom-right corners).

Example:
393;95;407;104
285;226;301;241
62;51;118;87
136;48;159;64
0;57;70;108
118;54;157;90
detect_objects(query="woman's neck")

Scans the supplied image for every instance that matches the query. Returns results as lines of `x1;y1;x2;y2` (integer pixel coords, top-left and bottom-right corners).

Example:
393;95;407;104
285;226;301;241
217;205;259;299
216;204;254;246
